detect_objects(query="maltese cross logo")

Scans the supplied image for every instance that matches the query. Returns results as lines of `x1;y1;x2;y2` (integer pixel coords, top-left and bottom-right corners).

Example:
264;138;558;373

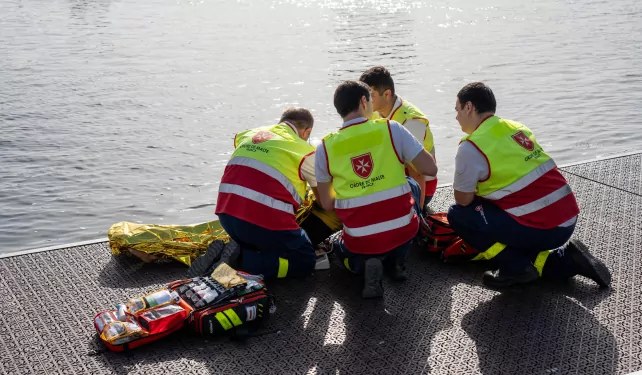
511;131;534;151
350;153;374;179
252;131;274;144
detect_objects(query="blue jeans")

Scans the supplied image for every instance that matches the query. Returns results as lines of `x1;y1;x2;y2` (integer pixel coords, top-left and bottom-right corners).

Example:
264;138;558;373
218;214;316;279
447;199;579;279
333;177;421;275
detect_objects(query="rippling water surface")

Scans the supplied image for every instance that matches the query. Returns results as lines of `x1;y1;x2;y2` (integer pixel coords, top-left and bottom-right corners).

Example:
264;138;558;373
1;0;641;254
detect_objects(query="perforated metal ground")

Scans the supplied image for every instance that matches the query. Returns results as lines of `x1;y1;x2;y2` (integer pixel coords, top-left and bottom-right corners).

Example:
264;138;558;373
1;154;641;375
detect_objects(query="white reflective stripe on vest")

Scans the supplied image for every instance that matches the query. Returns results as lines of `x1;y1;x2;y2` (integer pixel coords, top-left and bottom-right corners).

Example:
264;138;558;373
482;159;557;200
343;209;415;237
335;183;410;210
219;183;294;214
227;156;303;205
504;185;572;217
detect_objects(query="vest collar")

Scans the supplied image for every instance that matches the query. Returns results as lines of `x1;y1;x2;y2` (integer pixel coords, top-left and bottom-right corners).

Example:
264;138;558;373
378;96;403;119
341;117;369;129
282;121;299;135
472;114;496;133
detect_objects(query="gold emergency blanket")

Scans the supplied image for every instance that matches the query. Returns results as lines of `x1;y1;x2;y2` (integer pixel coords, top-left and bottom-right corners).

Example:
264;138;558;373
295;193;342;232
108;190;342;266
108;221;230;266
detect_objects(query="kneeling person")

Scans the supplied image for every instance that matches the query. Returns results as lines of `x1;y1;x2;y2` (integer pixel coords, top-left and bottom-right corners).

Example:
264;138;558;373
448;82;611;288
359;66;438;210
214;108;319;279
315;80;438;298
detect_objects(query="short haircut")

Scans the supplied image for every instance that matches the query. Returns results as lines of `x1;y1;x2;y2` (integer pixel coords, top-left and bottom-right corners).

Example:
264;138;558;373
333;80;371;118
280;107;314;129
457;82;497;114
359;66;395;96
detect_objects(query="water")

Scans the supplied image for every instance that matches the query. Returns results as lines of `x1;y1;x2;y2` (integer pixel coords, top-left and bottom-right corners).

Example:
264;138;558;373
1;0;641;255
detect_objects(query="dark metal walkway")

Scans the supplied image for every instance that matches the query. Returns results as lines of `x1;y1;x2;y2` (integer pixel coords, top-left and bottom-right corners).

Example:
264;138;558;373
1;153;641;375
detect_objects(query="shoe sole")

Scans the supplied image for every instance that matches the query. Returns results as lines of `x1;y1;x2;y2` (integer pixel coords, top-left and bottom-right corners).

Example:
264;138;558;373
383;259;408;282
362;259;384;299
186;240;225;278
390;273;408;282
569;239;611;288
389;266;408;282
482;268;539;289
220;239;240;267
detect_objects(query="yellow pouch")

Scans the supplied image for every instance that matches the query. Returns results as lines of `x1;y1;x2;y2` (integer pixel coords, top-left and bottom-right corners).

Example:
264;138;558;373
100;320;148;346
126;289;177;315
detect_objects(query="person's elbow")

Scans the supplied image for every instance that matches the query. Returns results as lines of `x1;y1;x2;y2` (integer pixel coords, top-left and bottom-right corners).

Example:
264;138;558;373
417;159;438;177
321;201;335;212
412;150;438;177
318;196;334;212
422;163;438;177
315;182;335;211
454;190;475;206
454;196;474;207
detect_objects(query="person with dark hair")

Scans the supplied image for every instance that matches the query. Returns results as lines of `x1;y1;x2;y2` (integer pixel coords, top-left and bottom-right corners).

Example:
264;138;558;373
315;80;438;298
449;82;611;288
190;107;320;279
359;66;438;211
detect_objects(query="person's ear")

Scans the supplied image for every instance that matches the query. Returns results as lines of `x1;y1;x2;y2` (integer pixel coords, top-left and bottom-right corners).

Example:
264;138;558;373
384;89;392;100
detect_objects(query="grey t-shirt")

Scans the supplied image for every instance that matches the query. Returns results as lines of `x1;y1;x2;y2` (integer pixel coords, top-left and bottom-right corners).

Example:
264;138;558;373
453;141;489;193
453;140;577;227
315;118;424;183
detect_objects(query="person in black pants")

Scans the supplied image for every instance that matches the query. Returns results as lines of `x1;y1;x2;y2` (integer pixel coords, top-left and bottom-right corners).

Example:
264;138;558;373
448;82;610;288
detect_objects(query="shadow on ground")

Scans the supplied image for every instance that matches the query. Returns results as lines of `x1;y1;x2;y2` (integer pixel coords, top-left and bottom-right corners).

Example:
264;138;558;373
462;283;615;375
97;254;188;289
90;249;616;375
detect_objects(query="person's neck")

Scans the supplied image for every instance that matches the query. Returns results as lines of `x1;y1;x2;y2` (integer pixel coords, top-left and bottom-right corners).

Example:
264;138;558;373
472;112;495;130
342;110;367;123
379;95;397;118
464;112;495;134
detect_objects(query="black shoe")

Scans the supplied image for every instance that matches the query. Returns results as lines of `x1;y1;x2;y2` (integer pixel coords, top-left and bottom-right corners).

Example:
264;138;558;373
219;239;240;268
482;265;539;288
388;264;408;282
206;238;242;274
362;258;384;299
566;239;611;288
186;240;225;278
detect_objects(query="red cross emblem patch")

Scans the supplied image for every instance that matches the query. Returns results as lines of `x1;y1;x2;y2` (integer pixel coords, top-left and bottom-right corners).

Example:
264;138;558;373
511;131;534;152
350;153;374;179
252;131;274;144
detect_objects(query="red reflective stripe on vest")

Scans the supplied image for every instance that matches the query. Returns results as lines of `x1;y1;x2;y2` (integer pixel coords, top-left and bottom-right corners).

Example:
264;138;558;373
215;164;300;230
336;193;414;228
336;193;418;254
486;168;579;229
490;169;567;209
216;193;299;230
495;193;579;230
219;164;299;209
341;211;419;255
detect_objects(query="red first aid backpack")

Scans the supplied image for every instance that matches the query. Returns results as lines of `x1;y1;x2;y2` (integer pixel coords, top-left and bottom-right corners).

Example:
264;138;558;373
94;271;276;352
416;212;481;262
